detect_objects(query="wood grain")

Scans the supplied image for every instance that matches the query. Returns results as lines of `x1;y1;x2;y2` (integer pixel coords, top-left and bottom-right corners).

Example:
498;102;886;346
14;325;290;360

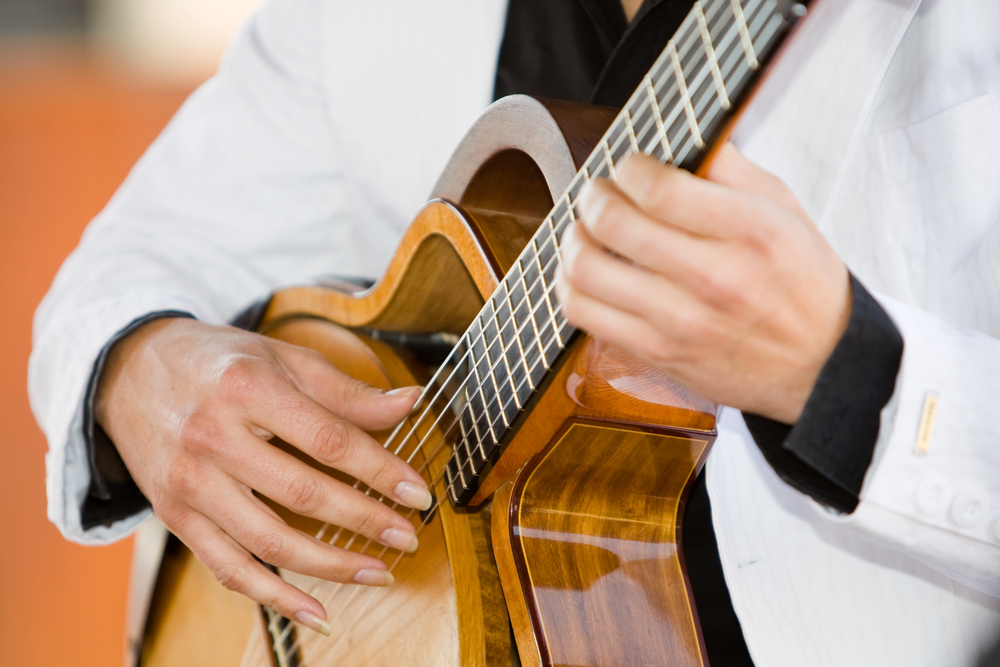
505;422;711;667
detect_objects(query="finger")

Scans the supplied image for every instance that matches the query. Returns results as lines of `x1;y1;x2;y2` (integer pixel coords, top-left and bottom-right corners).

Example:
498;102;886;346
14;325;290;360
157;503;334;636
273;340;422;431
555;270;677;368
604;152;765;240
573;178;713;281
704;143;811;220
221;432;421;554
559;221;702;322
230;372;432;511
192;474;397;586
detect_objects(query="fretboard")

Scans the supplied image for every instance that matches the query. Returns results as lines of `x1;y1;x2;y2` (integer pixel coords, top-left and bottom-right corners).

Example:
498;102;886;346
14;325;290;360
443;0;807;505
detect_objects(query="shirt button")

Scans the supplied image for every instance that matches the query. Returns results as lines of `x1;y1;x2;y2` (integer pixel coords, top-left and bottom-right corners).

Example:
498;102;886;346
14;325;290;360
950;489;990;528
915;474;952;516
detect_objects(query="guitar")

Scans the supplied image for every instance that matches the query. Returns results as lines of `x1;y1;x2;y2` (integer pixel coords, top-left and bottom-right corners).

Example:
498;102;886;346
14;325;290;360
135;1;812;665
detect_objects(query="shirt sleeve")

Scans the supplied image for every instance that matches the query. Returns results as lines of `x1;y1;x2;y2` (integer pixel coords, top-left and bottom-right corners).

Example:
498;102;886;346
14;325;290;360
28;0;351;545
742;274;903;514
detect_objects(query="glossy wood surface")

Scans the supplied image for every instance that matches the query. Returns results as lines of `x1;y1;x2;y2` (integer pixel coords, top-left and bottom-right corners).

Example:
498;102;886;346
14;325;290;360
262;200;498;335
506;421;710;667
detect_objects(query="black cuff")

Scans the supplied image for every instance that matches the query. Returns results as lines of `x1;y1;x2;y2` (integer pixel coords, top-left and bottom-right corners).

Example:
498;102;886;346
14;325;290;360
81;311;195;530
742;275;903;514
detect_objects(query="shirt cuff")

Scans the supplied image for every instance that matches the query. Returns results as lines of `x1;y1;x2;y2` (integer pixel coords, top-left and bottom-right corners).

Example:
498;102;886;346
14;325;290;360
742;274;903;514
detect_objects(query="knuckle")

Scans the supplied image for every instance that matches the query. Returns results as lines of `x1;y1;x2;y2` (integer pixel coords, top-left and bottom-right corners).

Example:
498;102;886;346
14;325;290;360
691;267;740;309
219;356;262;397
312;420;352;465
162;458;202;498
254;530;291;566
341;376;375;406
366;457;395;494
352;501;384;538
286;474;324;515
178;413;223;455
152;500;188;532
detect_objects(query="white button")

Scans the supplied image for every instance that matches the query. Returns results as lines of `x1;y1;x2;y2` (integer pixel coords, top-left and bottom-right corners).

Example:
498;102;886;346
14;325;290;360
950;490;990;528
915;474;953;516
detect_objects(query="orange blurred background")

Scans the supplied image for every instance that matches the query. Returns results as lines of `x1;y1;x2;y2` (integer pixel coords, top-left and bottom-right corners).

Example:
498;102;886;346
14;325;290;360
0;2;255;664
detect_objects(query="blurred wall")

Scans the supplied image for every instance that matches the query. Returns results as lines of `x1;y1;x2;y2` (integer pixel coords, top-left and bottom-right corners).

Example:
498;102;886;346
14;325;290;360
0;2;258;665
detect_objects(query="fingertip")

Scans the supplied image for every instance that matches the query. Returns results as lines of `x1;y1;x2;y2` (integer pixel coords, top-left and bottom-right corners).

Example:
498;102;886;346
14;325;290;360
385;386;423;400
354;567;394;587
395;480;433;511
295;610;331;637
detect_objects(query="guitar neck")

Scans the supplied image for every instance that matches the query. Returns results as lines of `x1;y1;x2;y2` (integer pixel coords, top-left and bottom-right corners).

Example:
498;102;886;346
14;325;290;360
442;0;810;505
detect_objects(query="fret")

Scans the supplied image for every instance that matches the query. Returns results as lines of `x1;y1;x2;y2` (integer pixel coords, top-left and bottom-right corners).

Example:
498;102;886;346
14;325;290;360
623;109;641;154
465;322;500;448
498;281;535;393
601;139;617;180
491;288;528;405
567;172;588;203
729;0;760;69
460;391;489;478
481;305;515;426
644;76;674;161
506;271;543;383
519;252;556;364
530;239;564;347
547;215;565;266
609;128;632;169
550;196;569;231
696;2;732;109
513;258;549;370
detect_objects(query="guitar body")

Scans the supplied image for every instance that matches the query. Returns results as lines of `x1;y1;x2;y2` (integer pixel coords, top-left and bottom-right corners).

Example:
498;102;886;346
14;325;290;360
138;96;717;667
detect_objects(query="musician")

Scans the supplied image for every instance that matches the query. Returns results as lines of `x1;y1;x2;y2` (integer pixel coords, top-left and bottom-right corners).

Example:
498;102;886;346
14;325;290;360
29;0;1000;664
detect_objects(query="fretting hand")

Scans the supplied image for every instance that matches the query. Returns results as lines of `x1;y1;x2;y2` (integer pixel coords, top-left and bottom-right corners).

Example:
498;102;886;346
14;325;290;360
95;318;432;636
555;144;852;424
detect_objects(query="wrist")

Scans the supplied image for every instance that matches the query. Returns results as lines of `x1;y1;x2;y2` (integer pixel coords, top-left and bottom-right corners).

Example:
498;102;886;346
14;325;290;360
94;316;192;429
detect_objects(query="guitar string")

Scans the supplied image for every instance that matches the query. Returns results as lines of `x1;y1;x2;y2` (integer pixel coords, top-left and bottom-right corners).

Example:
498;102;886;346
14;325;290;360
299;0;742;554
275;2;764;652
286;0;731;583
313;0;754;537
340;0;754;535
273;0;772;653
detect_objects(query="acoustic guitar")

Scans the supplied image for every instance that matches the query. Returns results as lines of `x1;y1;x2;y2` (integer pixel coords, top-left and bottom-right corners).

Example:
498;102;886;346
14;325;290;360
135;1;812;665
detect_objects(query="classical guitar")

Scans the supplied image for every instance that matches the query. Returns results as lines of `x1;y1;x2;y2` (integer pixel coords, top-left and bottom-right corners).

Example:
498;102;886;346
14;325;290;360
136;1;813;665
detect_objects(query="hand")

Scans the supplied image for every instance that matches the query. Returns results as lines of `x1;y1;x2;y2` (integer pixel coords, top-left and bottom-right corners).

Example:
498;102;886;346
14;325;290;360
95;318;432;636
555;144;851;424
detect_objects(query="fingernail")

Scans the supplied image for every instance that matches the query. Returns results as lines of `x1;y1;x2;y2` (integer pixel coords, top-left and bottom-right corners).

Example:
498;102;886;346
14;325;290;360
386;386;423;399
354;568;394;587
380;527;419;553
395;481;433;511
294;611;331;637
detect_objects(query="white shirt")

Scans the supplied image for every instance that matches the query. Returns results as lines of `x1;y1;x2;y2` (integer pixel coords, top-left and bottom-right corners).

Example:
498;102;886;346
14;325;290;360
29;0;1000;664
